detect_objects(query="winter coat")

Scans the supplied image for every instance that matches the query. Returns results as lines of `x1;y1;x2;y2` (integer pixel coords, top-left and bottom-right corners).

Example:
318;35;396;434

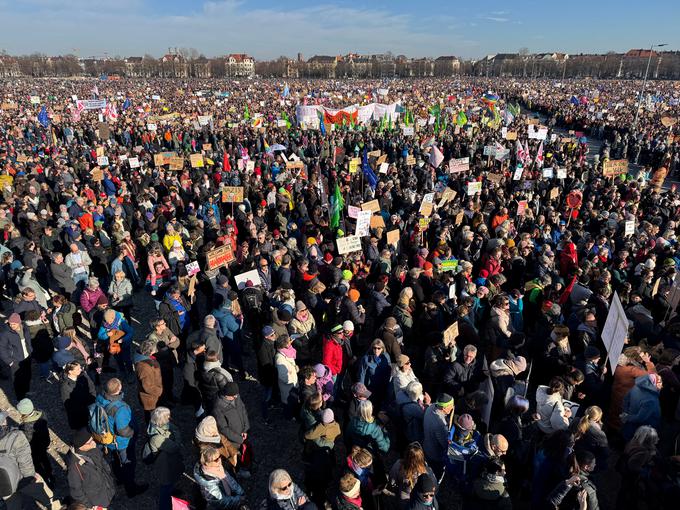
0;427;34;479
187;327;223;363
357;353;392;395
79;286;104;314
158;296;191;337
0;323;32;368
199;360;233;411
346;416;390;453
67;447;116;509
60;372;96;429
485;307;514;355
264;483;310;510
396;390;426;443
212;395;249;445
108;278;133;308
257;339;277;387
19;411;50;456
134;355;163;411
212;307;240;343
275;351;298;403
468;474;512;510
574;423;609;471
193;462;244;509
94;393;134;450
443;359;486;396
535;386;570;435
423;406;449;463
608;361;656;430
548;472;599;510
50;261;76;294
622;375;661;440
146;422;184;485
322;335;345;376
53;302;78;333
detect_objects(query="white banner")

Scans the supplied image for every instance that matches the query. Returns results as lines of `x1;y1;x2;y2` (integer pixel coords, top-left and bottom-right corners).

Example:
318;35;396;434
77;99;107;110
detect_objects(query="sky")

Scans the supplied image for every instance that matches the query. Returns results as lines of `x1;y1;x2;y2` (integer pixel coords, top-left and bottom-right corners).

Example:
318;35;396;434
0;0;678;60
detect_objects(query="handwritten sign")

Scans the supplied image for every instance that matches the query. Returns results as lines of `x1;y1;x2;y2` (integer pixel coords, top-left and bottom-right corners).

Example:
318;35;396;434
91;167;104;181
96;156;109;166
602;159;628;177
128;157;140;168
487;173;503;185
376;154;387;165
347;205;360;219
167;156;184;170
221;186;244;202
368;150;381;158
483;145;497;157
406;155;416;166
337;236;362;255
467;181;482;195
349;158;360;174
550;187;559;200
513;166;523;180
437;188;456;207
557;168;567;179
379;162;389;174
449;157;470;173
402;126;414;136
543;167;554;178
206;243;235;270
624;220;635;236
370;215;385;229
517;200;528;216
386;229;400;247
455;211;465;226
355;210;372;237
154;154;166;166
443;322;459;344
185;261;200;276
505;131;517;141
361;200;381;214
190;154;204;168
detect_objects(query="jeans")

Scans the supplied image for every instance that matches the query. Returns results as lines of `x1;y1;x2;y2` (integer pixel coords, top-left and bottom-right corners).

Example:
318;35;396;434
261;385;273;419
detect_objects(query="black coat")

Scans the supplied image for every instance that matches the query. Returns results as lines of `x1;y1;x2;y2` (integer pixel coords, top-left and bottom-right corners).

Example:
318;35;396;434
0;323;32;368
60;373;96;430
158;297;191;337
198;364;231;410
212;395;249;445
67;447;116;508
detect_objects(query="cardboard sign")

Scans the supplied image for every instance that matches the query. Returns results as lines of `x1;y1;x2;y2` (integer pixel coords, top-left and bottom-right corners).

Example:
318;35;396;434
406;155;416;166
370;215;385;229
337;236;362;255
418;217;430;230
386;229;400;247
97;156;109;166
16;154;29;163
368;150;381;158
376;154;387;165
287;160;304;170
550;187;559;200
487;173;503;185
454;211;465;225
221;186;244;202
154;154;166;166
361;200;381;214
467;181;482;195
437;188;456;207
190;154;204;168
420;202;434;217
128;157;140;168
167;156;184;170
91;167;104;181
443;322;459;344
349;158;360;174
187;274;197;300
449;157;470;173
234;269;261;290
206;243;235;270
347;205;360;219
355;210;372;237
96;147;105;157
1;103;18;110
602;159;628;177
505;131;517;141
403;126;414;136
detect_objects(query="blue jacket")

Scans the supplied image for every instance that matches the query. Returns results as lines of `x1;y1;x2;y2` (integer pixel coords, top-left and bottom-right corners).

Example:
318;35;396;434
622;375;661;440
358;353;392;393
346;416;390;453
94;393;134;450
423;406;449;463
211;307;240;342
193;462;244;509
97;311;133;344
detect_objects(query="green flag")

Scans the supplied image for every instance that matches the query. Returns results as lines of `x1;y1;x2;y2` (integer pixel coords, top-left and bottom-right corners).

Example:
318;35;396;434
330;183;344;229
456;111;468;127
244;104;250;120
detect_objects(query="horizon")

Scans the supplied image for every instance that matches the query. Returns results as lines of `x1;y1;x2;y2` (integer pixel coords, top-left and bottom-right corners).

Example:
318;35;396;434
0;0;678;60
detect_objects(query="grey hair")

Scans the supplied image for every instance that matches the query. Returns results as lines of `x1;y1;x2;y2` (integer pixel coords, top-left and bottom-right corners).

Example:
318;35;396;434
406;381;424;401
463;345;478;355
88;276;99;288
139;339;157;357
628;425;659;450
268;469;292;496
149;407;171;427
204;314;216;327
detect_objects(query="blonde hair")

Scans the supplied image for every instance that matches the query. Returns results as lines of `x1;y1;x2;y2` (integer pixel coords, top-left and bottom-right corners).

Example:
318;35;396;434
358;399;374;423
349;445;373;468
398;287;413;306
200;446;221;466
574;406;603;440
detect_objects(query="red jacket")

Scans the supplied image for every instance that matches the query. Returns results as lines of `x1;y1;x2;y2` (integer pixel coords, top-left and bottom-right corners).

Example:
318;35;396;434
322;336;344;376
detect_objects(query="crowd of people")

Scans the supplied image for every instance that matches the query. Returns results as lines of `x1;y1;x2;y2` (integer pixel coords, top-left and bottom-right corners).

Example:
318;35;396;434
0;74;679;510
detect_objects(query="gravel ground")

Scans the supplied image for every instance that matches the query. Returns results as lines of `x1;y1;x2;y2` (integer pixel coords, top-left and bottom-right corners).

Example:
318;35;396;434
0;289;308;510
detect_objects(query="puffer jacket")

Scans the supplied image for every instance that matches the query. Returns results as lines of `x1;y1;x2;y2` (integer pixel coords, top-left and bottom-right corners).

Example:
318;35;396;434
622;375;661;440
535;386;570;435
199;360;233;411
345;416;390;453
608;361;655;431
67;447;116;509
193;463;244;509
264;483;309;510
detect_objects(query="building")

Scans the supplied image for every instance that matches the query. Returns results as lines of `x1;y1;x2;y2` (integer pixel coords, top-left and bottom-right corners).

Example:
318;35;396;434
307;55;338;78
161;53;188;78
124;57;144;77
191;56;212;78
434;56;461;76
226;54;254;77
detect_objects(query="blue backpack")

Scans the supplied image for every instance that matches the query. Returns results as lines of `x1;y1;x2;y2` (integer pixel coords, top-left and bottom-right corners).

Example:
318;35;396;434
87;401;120;446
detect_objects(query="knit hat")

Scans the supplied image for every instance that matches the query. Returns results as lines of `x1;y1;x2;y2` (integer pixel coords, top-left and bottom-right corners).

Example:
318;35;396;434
342;320;354;331
220;382;239;397
195;416;221;444
96;295;108;305
348;289;360;302
73;428;92;449
342;269;353;281
414;473;437;495
436;393;454;409
295;301;307;312
16;398;34;415
7;313;20;325
352;382;372;399
321;409;335;424
423;261;433;271
314;364;328;378
584;345;601;360
340;476;361;498
330;324;343;334
278;309;292;322
457;413;475;431
262;325;275;337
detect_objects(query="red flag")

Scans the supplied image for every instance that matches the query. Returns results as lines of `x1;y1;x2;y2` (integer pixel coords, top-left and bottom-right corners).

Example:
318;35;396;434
223;153;231;172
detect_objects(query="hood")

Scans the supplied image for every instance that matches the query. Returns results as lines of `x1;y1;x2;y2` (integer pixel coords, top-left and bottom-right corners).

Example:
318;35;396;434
634;374;659;393
535;385;553;407
21;410;43;424
147;421;170;438
203;360;222;372
133;353;151;364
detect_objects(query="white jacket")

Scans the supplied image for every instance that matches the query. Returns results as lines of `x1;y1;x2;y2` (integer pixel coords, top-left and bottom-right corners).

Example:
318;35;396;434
275;352;298;403
535;385;570;435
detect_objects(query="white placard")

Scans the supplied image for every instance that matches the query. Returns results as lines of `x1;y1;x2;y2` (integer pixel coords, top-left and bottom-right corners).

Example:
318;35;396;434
624;220;635;236
602;292;629;373
185;261;200;276
449;157;470;173
402;126;414;136
234;269;261;290
277;119;288;127
128;157;140;168
422;192;435;204
355;210;372;237
96;156;109;166
557;168;567;179
467;181;482;195
513;167;524;180
543;167;554;178
379;162;389;174
347;205;360;219
337;236;362;255
147;123;157;131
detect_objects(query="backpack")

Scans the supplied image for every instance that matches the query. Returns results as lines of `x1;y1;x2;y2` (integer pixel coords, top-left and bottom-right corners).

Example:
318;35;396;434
88;401;119;446
0;449;21;498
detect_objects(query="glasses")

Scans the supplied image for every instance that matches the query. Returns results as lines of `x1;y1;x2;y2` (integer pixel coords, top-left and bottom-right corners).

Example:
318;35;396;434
277;482;292;491
422;493;435;499
373;347;383;351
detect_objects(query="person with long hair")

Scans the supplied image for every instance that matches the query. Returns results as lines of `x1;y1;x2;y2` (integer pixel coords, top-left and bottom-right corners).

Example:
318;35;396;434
386;442;437;508
572;406;610;472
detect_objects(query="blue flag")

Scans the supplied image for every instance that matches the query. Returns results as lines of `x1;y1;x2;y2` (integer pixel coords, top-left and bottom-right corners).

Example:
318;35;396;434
362;149;378;190
282;83;290;98
122;98;131;111
37;106;49;128
318;112;326;136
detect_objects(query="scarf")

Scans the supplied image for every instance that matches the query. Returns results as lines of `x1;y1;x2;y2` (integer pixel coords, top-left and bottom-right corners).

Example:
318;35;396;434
279;345;297;360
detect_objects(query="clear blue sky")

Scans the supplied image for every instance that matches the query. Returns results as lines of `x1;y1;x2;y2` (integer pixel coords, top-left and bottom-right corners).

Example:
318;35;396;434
0;0;678;59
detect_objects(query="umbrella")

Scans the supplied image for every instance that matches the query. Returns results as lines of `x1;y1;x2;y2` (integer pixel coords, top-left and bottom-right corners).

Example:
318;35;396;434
267;143;287;153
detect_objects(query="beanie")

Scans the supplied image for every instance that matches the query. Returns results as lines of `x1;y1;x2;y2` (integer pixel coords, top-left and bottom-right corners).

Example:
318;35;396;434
16;398;34;415
73;428;92;449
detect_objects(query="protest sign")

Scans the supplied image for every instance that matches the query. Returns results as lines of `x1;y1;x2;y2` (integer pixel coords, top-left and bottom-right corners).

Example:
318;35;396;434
29;96;40;104
98;123;110;139
602;159;628;177
406;155;416;166
221;186;244;202
167;156;184;170
487;173;503;185
287;161;304;170
443;322;459;345
483;146;497;157
624;220;635;236
550;187;559;200
206;243;235;270
418;217;430;229
505;131;518;141
449;157;470;173
557;168;567;179
337;236;362;255
185;261;200;276
437;188;456;207
1;103;17;110
513;166;524;180
147;123;157;131
349;158;360;173
96;156;109;166
370;215;385;229
420;202;434;217
347;205;360;219
234;269;261;290
367;150;381;158
379;162;389;174
91;167;104;181
128;157;140;168
467;181;482;195
96;147;105;157
454;211;465;225
361;200;381;214
154;154;166;166
202;143;212;152
190;154;204;168
543;167;554;178
494;149;510;161
386;229;400;247
441;259;459;272
601;292;629;372
376;154;387;165
402;126;414;136
355;210;372;237
517;200;528;216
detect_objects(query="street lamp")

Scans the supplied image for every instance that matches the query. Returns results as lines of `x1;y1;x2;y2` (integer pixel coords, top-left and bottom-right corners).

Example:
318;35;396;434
632;43;668;129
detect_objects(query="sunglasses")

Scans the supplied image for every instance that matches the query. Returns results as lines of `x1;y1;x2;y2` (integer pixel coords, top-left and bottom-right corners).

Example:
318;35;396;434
422;492;435;499
277;482;292;491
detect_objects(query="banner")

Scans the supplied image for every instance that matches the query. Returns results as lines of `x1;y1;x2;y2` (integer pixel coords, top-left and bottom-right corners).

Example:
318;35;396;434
76;99;107;110
449;157;470;173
